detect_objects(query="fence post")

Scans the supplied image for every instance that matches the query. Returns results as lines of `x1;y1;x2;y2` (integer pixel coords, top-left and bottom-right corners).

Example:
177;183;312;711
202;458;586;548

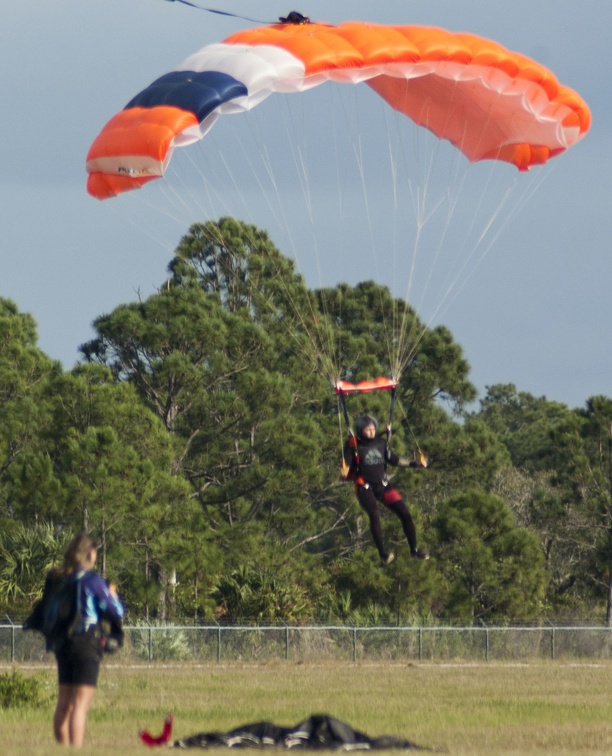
216;622;221;663
5;615;15;663
480;620;489;662
546;619;555;660
284;623;290;661
147;620;153;662
419;626;423;661
352;624;357;662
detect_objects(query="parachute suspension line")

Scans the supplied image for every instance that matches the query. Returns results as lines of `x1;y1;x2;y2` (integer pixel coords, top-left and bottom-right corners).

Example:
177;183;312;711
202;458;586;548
142;132;244;236
379;73;547;380
383;99;451;379
183;213;337;383
386;385;398;452
164;0;273;25
241;105;339;384
417;84;533;325
150;118;338;385
246;92;343;385
317;87;354;384
279;89;346;384
414;82;551;328
190;100;338;384
406;411;425;459
166;145;232;224
106;194;177;263
337;388;357;480
479;157;553;248
380;100;429;381
349;94;400;380
406;123;477;330
433;159;551;318
338;393;350;476
217;120;289;230
407;89;465;304
384;112;408;383
411;122;466;306
396;99;443;372
127;136;231;246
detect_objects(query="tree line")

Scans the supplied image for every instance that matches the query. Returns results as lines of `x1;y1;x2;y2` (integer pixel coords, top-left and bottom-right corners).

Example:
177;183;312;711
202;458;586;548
2;218;611;626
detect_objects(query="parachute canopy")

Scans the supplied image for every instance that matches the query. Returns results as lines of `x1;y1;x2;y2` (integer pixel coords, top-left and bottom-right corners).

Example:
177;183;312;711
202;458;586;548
139;712;424;750
86;19;590;200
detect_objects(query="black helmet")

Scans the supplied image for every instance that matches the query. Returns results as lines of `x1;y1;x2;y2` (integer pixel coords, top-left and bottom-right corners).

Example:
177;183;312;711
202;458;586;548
355;414;378;439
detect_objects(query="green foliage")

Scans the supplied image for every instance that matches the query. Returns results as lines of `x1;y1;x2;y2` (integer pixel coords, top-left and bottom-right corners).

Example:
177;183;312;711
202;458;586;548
3;220;612;625
476;385;612;622
213;564;315;623
475;383;574;471
128;622;192;661
0;670;46;709
0;299;62;522
0;521;72;615
432;490;547;622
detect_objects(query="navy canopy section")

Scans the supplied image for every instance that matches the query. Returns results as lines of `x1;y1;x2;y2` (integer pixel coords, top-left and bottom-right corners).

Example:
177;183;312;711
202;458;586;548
125;70;248;122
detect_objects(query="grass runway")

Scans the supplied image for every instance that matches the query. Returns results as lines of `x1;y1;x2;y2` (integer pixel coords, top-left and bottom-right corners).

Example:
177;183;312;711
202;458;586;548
3;661;612;754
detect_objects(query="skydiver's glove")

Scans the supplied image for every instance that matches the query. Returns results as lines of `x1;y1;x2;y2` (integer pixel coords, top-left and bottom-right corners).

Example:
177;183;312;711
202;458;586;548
399;456;428;469
340;460;351;480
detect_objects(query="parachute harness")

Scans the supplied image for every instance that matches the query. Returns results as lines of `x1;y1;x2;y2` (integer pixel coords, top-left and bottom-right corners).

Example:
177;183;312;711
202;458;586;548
336;378;398;482
336;378;427;478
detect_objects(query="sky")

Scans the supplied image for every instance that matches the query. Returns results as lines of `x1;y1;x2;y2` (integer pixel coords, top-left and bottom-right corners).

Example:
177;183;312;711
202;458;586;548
1;0;610;410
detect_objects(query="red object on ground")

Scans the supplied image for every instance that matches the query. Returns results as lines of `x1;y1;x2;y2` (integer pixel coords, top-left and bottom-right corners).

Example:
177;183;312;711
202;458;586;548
139;712;174;747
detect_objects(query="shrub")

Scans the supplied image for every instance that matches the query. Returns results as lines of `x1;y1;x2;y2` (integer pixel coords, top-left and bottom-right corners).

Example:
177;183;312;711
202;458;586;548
0;669;46;709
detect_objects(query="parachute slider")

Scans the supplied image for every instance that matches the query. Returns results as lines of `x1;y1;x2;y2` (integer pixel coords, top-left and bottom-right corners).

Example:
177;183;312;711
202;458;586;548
335;377;398;395
279;12;310;25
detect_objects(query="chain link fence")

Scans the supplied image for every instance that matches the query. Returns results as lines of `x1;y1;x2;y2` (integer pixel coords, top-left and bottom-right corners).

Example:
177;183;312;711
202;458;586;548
3;620;612;663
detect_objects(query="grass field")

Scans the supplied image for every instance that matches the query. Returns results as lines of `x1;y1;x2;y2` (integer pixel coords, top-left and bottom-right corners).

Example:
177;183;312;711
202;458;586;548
2;660;612;754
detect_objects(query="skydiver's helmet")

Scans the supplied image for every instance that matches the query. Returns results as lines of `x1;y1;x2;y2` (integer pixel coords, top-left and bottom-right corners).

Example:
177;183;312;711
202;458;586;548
355;414;378;440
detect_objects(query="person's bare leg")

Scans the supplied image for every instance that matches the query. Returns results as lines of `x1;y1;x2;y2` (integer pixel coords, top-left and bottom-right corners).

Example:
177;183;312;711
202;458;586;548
53;684;74;744
69;684;96;747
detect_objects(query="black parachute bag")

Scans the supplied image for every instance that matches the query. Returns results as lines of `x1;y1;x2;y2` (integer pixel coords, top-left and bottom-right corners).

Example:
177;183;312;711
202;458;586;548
99;607;124;654
23;574;81;652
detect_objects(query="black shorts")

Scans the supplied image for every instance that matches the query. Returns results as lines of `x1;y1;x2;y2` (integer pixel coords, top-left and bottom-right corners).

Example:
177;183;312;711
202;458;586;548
55;632;103;687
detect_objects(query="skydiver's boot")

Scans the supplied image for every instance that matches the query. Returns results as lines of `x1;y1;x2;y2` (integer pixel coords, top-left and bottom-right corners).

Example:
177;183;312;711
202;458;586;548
411;549;429;561
381;552;395;565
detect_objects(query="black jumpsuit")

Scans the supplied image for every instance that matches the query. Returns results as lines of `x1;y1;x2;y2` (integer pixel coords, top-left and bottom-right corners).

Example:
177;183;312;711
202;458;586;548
344;434;419;560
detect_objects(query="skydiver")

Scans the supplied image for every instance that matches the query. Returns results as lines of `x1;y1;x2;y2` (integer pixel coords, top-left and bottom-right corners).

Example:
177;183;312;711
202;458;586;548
343;414;428;565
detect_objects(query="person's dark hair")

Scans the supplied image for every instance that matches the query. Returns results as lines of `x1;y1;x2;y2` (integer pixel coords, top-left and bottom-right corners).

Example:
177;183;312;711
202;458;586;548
50;533;97;579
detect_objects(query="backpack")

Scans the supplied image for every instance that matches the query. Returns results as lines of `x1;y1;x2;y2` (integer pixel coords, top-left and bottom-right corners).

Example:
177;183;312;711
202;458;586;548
24;573;82;652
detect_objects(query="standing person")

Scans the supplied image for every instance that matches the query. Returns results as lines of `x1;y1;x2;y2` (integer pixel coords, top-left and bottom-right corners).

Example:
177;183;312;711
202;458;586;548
24;533;124;747
343;414;429;565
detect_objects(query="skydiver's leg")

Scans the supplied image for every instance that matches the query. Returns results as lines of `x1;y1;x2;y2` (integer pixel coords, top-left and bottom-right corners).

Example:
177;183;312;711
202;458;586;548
356;486;389;560
387;499;418;553
381;489;422;555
